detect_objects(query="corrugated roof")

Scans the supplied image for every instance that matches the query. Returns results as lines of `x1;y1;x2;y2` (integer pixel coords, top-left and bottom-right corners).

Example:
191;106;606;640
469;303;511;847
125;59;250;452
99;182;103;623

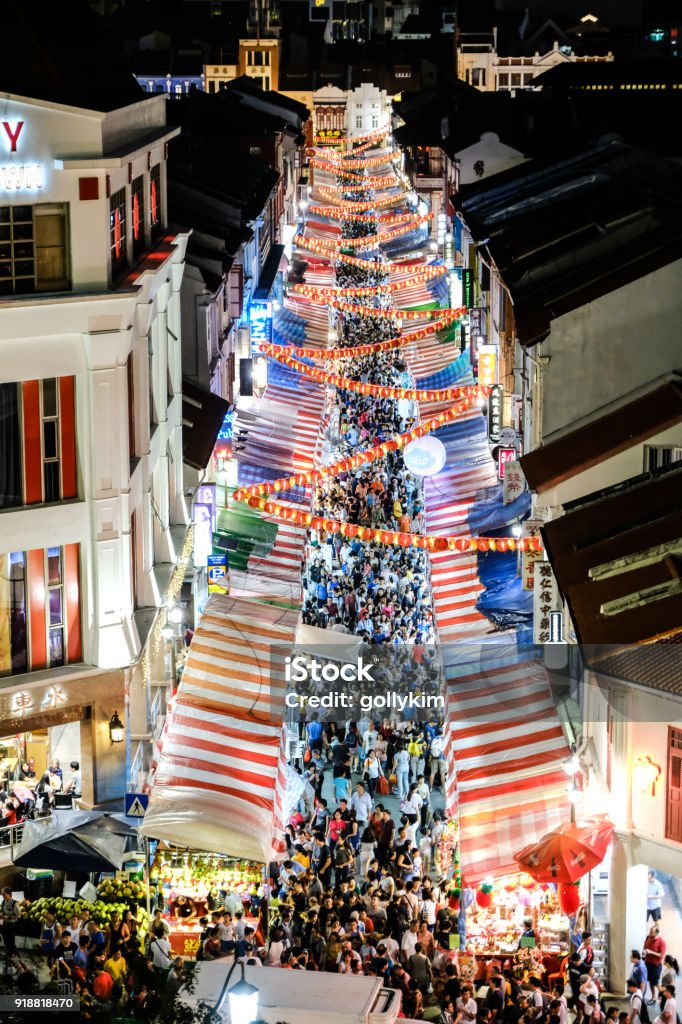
454;140;682;347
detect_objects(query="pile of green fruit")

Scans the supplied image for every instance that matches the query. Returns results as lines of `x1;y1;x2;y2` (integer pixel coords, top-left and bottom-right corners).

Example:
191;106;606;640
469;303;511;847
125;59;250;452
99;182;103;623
97;877;146;903
19;896;150;934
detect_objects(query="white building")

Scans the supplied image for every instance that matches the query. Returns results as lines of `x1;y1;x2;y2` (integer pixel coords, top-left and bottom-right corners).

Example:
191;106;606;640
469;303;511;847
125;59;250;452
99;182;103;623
458;37;613;93
347;83;391;138
0;88;188;805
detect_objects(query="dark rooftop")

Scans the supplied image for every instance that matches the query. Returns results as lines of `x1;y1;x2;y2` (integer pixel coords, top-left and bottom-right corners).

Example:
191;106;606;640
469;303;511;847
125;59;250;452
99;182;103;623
1;0;145;112
454;140;682;347
536;56;682;89
521;374;682;494
542;463;682;647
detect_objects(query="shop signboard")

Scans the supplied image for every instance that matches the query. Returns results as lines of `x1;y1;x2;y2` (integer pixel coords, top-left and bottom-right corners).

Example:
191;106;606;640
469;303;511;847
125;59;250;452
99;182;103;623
522;519;545;590
249;301;272;353
0;120;46;192
533;560;562;644
193;504;213;567
503;460;526;504
315;129;345;146
468;307;484;337
207;554;229;594
462;268;475;308
477;345;497;387
488;384;503;443
497;446;516;479
443;233;455;269
195;483;216;532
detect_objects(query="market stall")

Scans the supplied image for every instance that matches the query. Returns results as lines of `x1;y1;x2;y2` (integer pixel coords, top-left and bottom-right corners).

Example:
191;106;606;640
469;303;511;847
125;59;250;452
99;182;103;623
150;847;265;959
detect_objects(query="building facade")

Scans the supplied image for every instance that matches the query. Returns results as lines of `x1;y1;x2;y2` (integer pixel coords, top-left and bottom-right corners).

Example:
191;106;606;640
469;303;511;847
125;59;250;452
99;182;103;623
0;90;188;807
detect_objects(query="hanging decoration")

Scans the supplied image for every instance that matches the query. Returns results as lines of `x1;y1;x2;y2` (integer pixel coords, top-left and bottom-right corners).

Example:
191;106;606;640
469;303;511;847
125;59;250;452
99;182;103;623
329;299;465;321
233;401;469;503
317;186;407;209
311;192;406;215
294;214;431;252
309;151;400;171
475;883;494;909
266;313;463;360
261;342;484;402
313;174;400;191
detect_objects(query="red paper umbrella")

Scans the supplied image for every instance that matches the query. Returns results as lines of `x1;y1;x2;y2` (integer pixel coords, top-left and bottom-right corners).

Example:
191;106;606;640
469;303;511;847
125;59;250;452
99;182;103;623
514;816;614;884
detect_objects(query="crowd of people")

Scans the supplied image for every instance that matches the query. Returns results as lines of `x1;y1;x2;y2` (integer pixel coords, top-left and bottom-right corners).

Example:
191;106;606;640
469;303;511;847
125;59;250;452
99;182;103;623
301;184;437;645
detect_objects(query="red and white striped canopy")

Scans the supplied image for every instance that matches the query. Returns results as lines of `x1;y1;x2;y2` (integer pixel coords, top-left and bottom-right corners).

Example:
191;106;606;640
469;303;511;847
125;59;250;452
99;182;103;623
443;651;571;883
141;596;301;863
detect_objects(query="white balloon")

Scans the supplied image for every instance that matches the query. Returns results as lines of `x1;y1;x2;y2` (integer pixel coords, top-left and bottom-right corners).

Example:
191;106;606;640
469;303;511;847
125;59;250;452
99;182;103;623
403;435;447;477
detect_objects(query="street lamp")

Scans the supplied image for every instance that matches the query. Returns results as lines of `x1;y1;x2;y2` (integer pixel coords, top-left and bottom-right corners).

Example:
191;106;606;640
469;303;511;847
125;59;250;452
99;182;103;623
109;711;125;744
214;959;259;1024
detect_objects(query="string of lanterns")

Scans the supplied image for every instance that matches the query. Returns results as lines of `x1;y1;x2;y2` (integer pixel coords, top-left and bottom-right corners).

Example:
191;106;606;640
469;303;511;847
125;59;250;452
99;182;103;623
233;402;470;503
233;496;543;554
293;213;432;252
329;299;466;321
309;151;400;171
309;208;415;226
315;188;405;209
313;174;400;190
345;124;391;146
262;342;487;402
289;267;447;299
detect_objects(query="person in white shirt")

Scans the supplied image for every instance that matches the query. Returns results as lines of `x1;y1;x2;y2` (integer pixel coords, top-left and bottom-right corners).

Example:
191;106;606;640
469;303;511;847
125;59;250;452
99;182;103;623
150;927;172;969
400;920;419;963
552;987;569;1024
661;986;677;1024
394;746;411;800
363;726;378;755
457;987;478;1024
350;783;373;828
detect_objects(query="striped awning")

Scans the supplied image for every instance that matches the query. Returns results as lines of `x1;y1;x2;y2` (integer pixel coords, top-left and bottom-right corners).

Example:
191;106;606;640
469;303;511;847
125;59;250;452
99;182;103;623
141;596;301;863
443;648;571;883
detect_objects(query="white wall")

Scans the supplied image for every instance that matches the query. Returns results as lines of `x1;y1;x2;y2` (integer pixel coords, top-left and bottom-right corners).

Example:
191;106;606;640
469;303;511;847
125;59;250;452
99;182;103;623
457;133;527;185
540;259;682;438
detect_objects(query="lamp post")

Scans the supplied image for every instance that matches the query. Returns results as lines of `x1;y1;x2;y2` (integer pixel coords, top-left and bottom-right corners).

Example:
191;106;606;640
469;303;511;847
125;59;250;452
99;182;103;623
213;959;259;1024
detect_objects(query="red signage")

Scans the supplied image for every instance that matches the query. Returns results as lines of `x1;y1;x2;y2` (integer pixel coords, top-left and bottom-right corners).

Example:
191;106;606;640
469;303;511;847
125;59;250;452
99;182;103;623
498;447;516;479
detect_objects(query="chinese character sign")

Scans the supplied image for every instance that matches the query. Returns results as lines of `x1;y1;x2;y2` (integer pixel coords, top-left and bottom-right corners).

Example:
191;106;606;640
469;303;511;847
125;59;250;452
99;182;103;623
522;520;545;590
488;384;503;443
533;560;561;645
477;345;497;387
497;446;516;479
503;460;526;504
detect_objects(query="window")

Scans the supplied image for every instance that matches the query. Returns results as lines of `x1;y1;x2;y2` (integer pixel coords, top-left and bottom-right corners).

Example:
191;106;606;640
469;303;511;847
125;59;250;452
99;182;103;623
127;351;136;460
667;727;682;843
263;51;270;65
0;377;76;508
41;378;60;502
131;175;145;257
0;204;69;296
109;187;127;275
498;72;509;87
644;444;682;472
174;84;183;95
150;164;162;238
356;116;363;128
511;73;521;87
254;51;263;66
472;68;486;87
523;73;534;86
371;115;378;128
0;544;81;677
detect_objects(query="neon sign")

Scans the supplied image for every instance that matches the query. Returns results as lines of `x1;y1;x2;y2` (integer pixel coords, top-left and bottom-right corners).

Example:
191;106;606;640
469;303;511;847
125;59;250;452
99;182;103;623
249;301;272;353
0;119;45;191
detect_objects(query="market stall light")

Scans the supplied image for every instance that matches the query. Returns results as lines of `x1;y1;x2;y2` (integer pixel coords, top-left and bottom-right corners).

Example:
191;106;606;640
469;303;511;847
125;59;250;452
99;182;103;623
253;355;268;391
161;625;174;640
566;782;581;804
214;959;259;1024
109;711;125;744
563;755;580;776
168;605;183;625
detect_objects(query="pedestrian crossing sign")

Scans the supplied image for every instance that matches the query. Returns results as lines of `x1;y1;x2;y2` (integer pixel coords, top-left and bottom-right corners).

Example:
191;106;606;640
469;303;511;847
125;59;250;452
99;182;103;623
124;793;149;818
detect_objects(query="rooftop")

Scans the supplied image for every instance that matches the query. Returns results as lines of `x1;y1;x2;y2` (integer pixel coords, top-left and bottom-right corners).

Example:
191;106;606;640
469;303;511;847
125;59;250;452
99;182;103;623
521;374;682;493
542;463;682;647
454;140;682;347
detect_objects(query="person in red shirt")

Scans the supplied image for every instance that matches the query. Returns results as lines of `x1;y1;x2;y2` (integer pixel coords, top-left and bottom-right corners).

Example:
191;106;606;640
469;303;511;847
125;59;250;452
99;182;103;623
644;926;667;1003
92;965;114;1002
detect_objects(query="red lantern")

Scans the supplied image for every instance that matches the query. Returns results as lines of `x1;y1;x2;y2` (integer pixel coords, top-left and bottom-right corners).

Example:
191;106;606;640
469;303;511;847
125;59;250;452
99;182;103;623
520;874;535;890
558;883;581;916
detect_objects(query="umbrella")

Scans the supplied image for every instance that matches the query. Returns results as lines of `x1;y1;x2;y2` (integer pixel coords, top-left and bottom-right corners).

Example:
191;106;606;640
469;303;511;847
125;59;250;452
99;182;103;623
514;815;614;884
12;810;138;871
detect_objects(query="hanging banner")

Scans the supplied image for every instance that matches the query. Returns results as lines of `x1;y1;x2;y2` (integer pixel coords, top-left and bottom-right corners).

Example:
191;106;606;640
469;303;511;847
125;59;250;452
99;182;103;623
503;460;526;504
522;520;546;590
477;345;497;387
533;560;561;644
462;269;475;309
488;384;503;443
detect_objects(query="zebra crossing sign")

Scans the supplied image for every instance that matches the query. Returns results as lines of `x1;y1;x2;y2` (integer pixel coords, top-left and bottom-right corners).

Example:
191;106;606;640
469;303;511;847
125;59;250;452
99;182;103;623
124;793;149;819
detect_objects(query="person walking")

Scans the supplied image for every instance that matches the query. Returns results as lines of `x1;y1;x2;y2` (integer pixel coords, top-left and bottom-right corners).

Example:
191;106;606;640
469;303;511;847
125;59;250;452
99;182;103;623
394;743;410;800
0;887;20;959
